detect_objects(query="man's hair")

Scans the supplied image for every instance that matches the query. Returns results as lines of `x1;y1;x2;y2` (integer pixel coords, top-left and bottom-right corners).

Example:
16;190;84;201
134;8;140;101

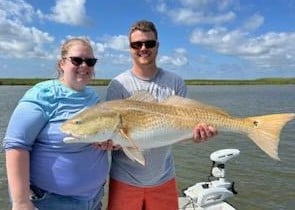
129;20;158;41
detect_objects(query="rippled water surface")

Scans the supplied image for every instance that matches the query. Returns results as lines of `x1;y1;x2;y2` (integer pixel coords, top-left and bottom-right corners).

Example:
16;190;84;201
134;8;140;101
1;85;294;210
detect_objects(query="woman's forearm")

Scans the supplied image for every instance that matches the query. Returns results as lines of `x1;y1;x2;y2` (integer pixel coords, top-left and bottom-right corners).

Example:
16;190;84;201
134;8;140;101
6;149;31;205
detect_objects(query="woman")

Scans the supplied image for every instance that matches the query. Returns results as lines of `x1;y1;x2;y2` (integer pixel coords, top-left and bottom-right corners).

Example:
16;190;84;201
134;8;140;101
3;37;109;210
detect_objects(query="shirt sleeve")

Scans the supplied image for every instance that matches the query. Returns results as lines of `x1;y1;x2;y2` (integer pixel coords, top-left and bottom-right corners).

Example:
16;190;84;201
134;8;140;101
106;79;128;101
3;101;48;151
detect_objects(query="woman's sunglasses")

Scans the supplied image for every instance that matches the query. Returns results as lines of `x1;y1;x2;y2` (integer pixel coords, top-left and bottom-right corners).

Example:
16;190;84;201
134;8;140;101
65;56;97;67
130;40;157;50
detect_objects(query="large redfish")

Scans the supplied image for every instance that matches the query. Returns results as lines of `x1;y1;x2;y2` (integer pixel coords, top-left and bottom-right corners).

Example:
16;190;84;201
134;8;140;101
60;91;295;166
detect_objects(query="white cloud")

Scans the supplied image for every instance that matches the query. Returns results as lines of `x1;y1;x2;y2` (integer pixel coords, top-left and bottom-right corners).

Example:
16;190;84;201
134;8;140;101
180;0;236;11
158;48;188;66
0;0;54;58
0;0;35;23
93;42;105;54
190;27;295;69
46;0;90;26
104;35;129;51
156;0;236;25
161;7;236;25
190;27;244;53
104;53;131;65
156;0;295;72
242;14;264;31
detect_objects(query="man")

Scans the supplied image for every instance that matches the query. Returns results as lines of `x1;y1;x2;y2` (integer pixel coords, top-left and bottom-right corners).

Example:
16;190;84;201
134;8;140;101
106;20;217;210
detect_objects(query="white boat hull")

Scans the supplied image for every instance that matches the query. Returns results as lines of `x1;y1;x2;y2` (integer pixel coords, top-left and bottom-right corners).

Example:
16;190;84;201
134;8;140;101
179;197;236;210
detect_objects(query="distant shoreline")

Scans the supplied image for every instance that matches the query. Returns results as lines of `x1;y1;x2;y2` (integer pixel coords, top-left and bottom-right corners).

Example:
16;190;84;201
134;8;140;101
0;78;295;86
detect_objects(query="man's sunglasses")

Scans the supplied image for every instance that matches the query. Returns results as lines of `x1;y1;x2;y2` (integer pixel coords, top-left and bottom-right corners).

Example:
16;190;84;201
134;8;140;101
65;56;97;67
130;40;157;50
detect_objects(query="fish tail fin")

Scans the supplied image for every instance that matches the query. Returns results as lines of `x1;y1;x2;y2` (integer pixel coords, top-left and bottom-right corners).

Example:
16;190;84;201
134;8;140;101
247;113;295;160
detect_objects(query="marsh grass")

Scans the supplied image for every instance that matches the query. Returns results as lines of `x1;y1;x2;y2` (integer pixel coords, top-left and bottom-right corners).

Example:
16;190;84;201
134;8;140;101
0;78;294;86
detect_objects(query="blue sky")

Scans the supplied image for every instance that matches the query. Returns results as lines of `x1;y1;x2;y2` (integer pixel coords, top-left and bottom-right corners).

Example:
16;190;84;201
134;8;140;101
1;0;295;79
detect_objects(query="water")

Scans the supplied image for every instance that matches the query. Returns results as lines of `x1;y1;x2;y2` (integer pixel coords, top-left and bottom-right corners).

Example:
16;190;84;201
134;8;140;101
1;85;294;210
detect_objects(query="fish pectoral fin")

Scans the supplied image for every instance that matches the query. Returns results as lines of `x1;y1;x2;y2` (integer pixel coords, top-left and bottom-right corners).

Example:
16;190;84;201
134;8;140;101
119;128;139;149
122;147;145;166
119;128;145;165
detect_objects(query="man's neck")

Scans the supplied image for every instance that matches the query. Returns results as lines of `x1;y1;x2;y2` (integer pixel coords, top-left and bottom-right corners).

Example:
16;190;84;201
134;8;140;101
132;64;158;80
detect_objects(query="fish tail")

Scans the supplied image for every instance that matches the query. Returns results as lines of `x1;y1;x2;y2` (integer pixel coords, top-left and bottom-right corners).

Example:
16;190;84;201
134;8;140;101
247;113;295;160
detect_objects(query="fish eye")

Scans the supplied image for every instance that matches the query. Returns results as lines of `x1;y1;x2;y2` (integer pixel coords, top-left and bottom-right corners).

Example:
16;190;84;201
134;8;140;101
73;119;82;125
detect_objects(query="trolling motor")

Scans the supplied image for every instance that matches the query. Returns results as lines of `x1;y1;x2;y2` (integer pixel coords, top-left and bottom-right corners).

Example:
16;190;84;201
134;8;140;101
180;149;240;209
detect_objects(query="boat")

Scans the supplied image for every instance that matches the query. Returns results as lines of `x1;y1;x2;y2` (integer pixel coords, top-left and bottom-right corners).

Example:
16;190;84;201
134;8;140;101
178;149;240;210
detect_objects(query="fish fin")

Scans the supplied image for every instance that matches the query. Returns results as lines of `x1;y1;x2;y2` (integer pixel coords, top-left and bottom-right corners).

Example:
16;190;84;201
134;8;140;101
122;147;145;166
119;128;139;149
127;91;157;102
119;128;145;165
247;113;295;160
161;95;230;116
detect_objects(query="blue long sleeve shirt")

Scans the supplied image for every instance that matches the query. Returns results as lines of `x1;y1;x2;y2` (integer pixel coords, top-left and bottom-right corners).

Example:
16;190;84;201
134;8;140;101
3;80;109;199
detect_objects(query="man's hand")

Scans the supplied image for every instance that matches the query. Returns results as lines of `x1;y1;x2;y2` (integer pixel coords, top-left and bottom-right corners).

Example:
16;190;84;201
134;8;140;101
192;123;217;143
92;139;121;150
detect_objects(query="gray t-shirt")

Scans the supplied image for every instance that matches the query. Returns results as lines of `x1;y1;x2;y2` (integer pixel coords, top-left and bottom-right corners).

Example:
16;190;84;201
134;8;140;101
106;68;186;186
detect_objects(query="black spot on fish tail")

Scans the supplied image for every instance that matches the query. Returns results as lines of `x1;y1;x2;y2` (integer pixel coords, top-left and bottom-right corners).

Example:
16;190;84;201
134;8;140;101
253;120;258;126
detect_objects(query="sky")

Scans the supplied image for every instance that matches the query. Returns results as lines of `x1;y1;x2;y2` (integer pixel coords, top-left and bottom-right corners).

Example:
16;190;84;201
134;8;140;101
0;0;295;80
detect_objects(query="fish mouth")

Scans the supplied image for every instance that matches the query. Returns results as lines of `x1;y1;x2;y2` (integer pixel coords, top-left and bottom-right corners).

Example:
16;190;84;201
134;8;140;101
63;136;82;143
62;130;84;143
61;127;83;139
